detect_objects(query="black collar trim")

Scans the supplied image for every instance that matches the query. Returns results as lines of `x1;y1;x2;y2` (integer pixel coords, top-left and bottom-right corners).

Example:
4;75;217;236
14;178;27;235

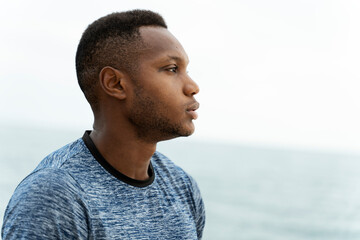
82;130;155;188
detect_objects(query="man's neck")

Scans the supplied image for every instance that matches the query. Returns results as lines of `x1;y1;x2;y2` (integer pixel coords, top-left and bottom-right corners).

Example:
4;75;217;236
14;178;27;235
89;126;157;181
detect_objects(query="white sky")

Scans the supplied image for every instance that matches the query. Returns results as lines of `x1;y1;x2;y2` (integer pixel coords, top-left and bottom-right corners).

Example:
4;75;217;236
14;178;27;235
1;0;360;153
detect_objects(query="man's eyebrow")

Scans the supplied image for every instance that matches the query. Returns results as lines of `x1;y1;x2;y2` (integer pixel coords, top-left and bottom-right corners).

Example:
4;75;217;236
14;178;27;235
165;55;189;64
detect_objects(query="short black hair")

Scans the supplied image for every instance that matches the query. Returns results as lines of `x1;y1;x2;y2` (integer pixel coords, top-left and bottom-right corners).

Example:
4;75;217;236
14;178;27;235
75;10;167;110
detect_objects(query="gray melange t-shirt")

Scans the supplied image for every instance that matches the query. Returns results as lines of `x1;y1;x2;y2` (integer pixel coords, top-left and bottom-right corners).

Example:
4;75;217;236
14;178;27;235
2;131;205;239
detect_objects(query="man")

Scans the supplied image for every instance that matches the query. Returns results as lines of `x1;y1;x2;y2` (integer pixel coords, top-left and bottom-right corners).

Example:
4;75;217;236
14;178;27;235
2;10;205;239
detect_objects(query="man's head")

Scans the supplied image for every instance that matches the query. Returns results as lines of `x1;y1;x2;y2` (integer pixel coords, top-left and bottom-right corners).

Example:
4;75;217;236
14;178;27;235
76;10;199;142
76;10;167;110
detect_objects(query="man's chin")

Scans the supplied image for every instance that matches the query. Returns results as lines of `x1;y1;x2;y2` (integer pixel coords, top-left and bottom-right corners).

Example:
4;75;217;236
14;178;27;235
157;127;195;142
176;123;195;137
183;128;195;137
176;128;195;139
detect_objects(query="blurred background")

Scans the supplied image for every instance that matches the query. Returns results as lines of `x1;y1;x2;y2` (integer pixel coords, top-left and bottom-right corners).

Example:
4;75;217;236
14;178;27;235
1;0;360;239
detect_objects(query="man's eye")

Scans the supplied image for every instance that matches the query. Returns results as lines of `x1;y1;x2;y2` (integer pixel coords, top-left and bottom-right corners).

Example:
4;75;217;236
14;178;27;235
167;66;178;73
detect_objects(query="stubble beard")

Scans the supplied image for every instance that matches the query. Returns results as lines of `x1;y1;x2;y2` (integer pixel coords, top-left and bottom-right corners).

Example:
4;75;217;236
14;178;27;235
128;87;193;143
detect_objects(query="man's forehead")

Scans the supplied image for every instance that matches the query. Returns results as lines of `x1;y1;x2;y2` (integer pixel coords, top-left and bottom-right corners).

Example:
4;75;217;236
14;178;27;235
138;26;189;64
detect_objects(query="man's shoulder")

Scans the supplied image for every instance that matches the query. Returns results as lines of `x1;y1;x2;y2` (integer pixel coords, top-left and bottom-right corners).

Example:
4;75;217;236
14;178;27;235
2;167;89;239
151;150;205;238
12;167;84;201
152;151;197;191
11;137;90;201
152;151;187;176
35;137;89;171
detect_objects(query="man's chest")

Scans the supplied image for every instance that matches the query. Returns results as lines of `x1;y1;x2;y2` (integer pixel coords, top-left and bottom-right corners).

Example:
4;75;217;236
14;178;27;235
87;186;198;239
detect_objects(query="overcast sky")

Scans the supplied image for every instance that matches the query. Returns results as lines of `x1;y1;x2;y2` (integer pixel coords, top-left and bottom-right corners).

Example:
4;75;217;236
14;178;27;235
1;0;360;153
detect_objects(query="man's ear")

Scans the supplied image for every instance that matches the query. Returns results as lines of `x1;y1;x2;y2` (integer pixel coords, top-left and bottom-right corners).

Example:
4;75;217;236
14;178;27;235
99;66;127;100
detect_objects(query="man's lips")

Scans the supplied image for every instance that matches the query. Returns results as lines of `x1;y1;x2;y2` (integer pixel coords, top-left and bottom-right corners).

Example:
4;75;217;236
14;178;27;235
186;102;200;120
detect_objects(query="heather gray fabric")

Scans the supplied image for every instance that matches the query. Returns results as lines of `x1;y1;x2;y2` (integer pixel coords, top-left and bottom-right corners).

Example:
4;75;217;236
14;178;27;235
2;134;205;239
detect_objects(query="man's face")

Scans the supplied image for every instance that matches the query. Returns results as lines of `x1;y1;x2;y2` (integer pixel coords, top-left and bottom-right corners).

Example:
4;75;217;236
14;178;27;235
126;26;200;142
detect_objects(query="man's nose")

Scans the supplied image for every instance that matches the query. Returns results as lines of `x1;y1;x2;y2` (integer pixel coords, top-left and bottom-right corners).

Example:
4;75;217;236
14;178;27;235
183;75;200;97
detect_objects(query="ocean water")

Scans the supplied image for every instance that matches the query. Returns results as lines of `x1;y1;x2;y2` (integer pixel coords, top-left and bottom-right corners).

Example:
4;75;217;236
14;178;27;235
1;125;360;239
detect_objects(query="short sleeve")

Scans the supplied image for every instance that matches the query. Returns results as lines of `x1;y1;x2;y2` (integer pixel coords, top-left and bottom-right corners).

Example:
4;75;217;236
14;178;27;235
189;176;206;239
2;169;90;239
